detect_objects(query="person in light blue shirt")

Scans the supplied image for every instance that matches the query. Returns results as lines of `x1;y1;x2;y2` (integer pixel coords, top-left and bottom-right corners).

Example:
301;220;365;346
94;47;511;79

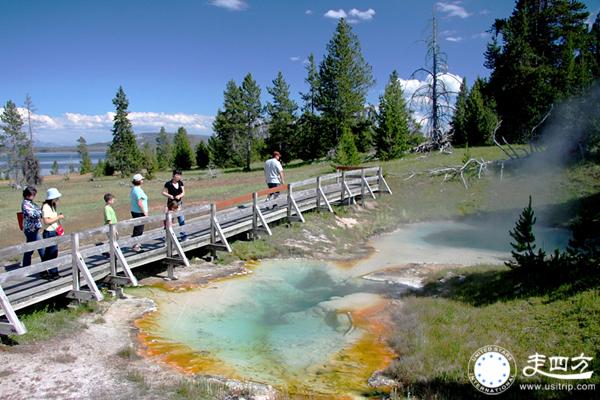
130;173;148;252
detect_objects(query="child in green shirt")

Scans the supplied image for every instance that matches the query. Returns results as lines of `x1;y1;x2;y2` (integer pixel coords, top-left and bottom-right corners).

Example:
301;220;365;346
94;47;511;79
104;193;118;225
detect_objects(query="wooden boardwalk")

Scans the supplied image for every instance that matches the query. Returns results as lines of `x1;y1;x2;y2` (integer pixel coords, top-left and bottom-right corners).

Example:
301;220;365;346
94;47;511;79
0;167;391;335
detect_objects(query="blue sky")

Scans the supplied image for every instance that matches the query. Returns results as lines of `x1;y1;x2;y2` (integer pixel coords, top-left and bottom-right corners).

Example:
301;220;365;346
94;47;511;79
1;0;599;145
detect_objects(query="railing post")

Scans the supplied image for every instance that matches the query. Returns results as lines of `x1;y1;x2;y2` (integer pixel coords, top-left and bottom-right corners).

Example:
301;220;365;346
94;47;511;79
109;224;117;277
252;192;258;239
361;168;366;207
316;176;321;212
287;184;292;222
378;166;393;195
71;233;81;292
341;170;346;204
210;203;217;259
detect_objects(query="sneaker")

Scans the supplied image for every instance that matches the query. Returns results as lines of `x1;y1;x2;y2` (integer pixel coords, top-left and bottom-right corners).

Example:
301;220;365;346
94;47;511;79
180;234;188;242
132;244;142;253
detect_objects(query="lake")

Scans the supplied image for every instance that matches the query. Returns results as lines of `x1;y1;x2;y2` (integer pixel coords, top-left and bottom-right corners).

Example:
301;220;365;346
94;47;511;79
0;151;106;176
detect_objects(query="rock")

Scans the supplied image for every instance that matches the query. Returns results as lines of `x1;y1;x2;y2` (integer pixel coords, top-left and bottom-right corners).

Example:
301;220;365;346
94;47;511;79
368;370;398;388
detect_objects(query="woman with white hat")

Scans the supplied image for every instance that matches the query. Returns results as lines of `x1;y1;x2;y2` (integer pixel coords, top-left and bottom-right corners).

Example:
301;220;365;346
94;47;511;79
41;187;64;279
130;174;148;252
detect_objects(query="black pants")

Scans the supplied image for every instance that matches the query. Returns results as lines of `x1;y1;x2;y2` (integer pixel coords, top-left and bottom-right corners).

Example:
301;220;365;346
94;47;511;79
131;212;145;237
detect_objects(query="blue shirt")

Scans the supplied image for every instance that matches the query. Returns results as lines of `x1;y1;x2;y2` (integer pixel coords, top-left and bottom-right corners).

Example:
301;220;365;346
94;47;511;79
130;186;148;214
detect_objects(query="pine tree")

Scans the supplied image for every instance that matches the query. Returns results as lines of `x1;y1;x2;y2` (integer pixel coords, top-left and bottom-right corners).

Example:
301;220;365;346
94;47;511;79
0;100;28;185
266;71;297;159
317;19;374;150
50;160;59;175
464;78;498;146
450;78;469;146
210;79;245;168
107;86;142;177
195;141;211;169
506;196;546;271
333;127;361;166
172;126;195;170
141;142;158;179
155;127;172;170
240;73;262;171
77;136;92;174
591;14;600;79
297;54;324;161
485;0;592;142
374;70;411;160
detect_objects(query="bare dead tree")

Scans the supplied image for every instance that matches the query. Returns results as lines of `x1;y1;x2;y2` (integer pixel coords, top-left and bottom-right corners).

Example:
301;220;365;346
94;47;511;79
410;15;461;153
22;94;42;184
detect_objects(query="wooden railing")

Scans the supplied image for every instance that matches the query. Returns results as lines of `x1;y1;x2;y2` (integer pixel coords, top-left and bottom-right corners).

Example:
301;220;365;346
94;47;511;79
0;166;392;335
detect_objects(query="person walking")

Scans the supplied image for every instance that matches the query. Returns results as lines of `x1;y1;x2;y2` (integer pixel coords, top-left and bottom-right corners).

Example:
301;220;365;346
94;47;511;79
41;188;64;279
130;174;148;252
264;151;284;202
21;186;45;267
162;169;186;241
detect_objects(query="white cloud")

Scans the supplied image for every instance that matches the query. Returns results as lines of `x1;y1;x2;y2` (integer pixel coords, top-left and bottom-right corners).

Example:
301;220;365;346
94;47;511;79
324;9;347;19
445;36;463;42
471;32;490;39
348;8;375;21
436;2;472;19
398;73;464;131
305;9;313;15
1;109;214;145
479;9;490;15
324;8;376;22
209;0;247;11
290;56;300;62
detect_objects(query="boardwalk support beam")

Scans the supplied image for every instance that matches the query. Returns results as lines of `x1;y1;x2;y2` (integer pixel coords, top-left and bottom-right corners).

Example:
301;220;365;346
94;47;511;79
252;192;272;239
0;285;27;335
165;216;190;279
287;184;305;223
316;176;333;213
208;204;232;257
378;167;392;195
67;233;104;302
106;224;138;287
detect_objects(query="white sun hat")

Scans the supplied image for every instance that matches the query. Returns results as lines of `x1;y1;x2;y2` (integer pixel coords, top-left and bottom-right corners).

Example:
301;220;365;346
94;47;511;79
132;173;144;182
46;187;62;200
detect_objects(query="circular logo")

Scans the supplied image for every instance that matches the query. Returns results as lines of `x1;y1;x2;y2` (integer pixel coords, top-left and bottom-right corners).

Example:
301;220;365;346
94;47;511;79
468;345;517;395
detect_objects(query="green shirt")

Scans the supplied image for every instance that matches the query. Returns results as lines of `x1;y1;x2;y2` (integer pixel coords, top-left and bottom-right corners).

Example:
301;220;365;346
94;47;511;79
104;204;118;224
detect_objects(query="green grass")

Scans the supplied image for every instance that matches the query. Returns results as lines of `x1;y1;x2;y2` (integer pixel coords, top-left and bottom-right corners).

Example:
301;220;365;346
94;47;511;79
6;301;99;344
386;265;600;399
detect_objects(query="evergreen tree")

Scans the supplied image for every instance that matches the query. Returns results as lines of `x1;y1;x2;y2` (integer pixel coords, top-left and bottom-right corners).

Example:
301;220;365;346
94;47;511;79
266;71;297;159
506;196;546;271
464;78;498;146
240;73;262;171
22;151;42;185
317;19;375;150
210;79;245;168
0;100;28;185
155;126;172;170
374;70;411;160
485;0;592;142
107;86;141;177
333;127;361;166
141;142;158;179
50;160;59;175
297;54;324;161
450;78;469;146
172;127;195;170
77;136;93;174
195;141;211;169
590;14;600;79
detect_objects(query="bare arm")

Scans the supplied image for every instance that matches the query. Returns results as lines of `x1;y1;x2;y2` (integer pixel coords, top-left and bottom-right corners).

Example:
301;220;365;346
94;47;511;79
138;200;147;216
162;187;173;199
279;170;285;184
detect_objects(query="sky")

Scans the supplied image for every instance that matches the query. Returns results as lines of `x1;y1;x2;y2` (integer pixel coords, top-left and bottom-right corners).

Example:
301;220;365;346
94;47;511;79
1;0;599;145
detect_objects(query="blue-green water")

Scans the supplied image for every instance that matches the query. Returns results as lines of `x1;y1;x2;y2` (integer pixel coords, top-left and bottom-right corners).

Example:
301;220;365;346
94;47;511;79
146;260;385;385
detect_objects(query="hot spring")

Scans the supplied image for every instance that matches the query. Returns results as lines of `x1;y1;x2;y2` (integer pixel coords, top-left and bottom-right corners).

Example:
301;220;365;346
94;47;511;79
133;218;570;397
